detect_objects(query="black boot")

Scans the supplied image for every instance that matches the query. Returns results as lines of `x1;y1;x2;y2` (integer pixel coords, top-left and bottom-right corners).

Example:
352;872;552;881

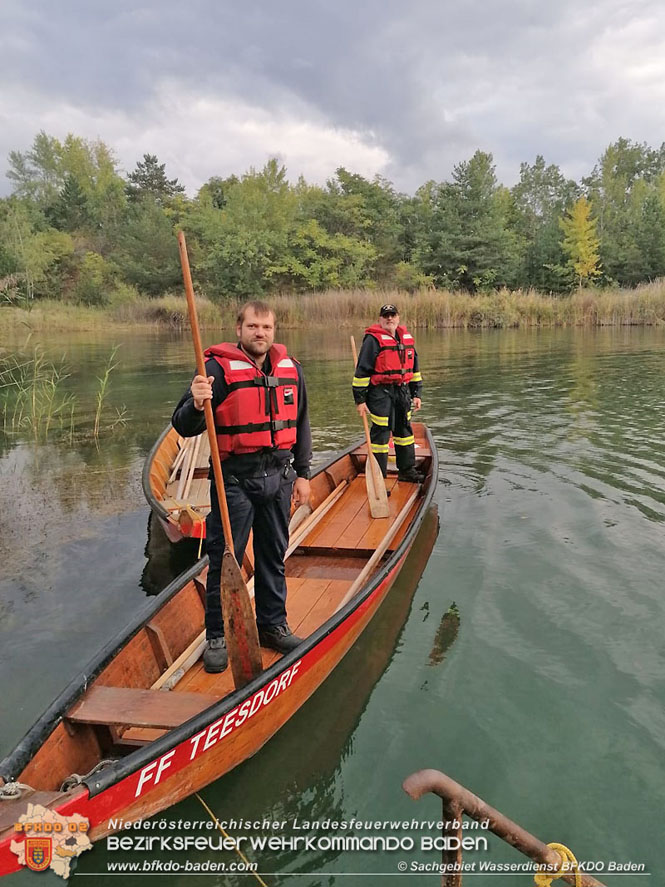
258;623;303;653
203;637;228;673
397;467;421;483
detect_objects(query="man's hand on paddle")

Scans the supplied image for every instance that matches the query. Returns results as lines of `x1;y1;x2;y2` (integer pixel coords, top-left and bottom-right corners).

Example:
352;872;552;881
293;477;310;507
191;375;214;411
356;402;369;417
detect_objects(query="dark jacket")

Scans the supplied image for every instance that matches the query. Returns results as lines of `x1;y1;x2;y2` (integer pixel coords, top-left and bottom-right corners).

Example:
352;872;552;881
352;331;423;405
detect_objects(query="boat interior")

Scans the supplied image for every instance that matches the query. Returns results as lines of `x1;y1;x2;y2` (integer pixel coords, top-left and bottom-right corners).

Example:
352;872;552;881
0;427;433;820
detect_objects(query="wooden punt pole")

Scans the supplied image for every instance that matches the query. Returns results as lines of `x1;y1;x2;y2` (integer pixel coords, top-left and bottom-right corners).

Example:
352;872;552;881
177;230;262;689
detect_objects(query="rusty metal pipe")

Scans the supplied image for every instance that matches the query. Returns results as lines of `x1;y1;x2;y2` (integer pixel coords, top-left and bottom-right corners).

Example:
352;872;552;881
403;769;606;887
441;799;463;887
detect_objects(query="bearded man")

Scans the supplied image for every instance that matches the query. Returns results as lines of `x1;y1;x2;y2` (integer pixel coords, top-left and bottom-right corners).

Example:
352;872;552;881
172;301;312;672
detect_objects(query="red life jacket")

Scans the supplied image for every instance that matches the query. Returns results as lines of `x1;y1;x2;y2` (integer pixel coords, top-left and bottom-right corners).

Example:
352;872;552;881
204;343;299;460
364;324;416;385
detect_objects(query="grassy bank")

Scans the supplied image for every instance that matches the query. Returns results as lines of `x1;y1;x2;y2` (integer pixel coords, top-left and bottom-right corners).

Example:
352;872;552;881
2;281;665;332
0;294;223;334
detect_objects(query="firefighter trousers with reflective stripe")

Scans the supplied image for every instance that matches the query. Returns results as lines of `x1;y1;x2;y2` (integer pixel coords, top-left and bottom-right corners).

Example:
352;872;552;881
204;466;295;638
366;384;415;477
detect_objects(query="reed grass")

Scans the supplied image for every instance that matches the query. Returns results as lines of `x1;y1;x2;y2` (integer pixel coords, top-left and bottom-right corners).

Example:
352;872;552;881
1;341;126;444
0;294;222;333
108;292;222;329
1;280;665;331
93;346;121;438
0;343;75;441
266;281;665;328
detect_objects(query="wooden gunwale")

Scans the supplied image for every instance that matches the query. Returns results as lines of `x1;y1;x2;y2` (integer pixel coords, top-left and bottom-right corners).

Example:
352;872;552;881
0;425;437;876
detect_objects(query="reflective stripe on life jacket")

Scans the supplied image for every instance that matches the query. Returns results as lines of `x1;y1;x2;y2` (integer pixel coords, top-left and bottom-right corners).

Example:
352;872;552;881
204;342;299;459
364;324;416;385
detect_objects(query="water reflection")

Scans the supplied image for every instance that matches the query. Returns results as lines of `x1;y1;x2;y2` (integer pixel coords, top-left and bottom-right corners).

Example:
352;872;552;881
141;513;200;596
427;602;460;667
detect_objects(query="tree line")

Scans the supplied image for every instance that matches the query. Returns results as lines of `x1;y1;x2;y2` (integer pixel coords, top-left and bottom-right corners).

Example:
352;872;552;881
2;131;665;306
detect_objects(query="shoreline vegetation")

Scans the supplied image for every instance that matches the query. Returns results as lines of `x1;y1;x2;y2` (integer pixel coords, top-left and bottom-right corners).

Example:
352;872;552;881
4;133;665;326
2;281;665;333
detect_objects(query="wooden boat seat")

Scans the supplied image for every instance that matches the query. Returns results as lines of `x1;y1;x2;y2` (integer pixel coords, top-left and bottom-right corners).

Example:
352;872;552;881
67;686;219;730
163;432;212;512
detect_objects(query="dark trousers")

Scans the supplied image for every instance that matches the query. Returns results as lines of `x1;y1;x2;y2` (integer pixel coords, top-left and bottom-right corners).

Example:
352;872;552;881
366;385;415;477
205;467;295;639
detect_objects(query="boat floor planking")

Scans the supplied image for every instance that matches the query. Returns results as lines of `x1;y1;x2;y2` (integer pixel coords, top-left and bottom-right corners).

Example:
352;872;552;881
144;422;431;542
0;425;436;873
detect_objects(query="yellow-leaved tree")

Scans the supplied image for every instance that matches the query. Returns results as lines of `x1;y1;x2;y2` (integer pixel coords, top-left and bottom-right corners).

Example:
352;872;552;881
560;197;601;286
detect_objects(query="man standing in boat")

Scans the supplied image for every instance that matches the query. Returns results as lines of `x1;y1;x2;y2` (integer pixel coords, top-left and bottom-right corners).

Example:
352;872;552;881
172;301;312;673
352;304;423;482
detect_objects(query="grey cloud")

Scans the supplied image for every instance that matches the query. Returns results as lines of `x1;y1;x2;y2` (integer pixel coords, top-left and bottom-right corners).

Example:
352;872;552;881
2;0;665;195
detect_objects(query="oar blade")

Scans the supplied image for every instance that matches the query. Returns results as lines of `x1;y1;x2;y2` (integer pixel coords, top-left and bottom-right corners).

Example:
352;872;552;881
221;550;263;688
289;503;312;536
366;451;390;518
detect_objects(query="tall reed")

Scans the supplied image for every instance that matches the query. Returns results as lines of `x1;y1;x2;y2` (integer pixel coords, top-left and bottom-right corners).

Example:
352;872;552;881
93;346;124;438
2;281;665;331
1;341;127;444
0;343;75;441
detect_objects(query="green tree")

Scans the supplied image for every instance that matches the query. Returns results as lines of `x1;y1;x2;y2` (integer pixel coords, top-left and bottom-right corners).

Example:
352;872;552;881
268;218;377;291
0;199;73;300
48;174;91;231
413;151;519;290
196;159;297;298
585;138;665;284
511;156;578;290
560;197;601;286
324;169;405;282
7;132;126;244
637;183;665;279
289;179;377;289
111;199;181;295
197;175;239;210
126;154;186;205
72;252;115;305
7;131;64;207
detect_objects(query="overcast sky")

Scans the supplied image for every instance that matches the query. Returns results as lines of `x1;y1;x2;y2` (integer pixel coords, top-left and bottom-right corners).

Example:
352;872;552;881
2;0;665;197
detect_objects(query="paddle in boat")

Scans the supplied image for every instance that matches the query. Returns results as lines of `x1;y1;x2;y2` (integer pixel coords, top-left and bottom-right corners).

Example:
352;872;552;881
0;424;437;876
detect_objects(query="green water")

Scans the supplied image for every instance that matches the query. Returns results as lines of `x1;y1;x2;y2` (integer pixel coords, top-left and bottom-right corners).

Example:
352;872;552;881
1;326;664;885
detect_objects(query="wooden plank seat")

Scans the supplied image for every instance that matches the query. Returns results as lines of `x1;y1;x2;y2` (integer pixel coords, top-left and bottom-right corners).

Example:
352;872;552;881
67;686;219;730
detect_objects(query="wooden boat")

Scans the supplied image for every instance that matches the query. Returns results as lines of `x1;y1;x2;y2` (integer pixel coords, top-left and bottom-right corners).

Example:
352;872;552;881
0;424;437;876
143;429;212;542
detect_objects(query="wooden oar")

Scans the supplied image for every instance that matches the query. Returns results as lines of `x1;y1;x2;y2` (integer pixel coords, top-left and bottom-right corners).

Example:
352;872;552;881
177;230;262;689
175;436;195;502
289;503;312;534
182;433;202;500
168;436;189;483
351;335;390;518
